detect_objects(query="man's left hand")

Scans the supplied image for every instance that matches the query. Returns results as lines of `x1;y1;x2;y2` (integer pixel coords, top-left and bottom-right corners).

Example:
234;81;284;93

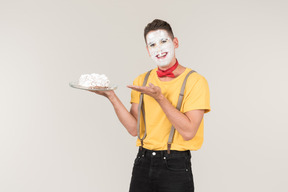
127;83;163;101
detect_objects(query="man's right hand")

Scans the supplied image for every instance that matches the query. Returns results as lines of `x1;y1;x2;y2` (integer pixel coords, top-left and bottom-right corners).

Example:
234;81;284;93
89;89;116;100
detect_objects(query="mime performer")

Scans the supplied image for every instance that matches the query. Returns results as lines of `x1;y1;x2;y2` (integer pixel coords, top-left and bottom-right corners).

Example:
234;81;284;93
91;19;211;192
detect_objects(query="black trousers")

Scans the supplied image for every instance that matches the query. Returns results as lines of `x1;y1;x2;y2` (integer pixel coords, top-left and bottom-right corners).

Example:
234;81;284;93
129;147;194;192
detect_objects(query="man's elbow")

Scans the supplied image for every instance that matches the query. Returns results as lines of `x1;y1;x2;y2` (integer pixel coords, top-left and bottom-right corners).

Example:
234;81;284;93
129;129;138;137
182;133;195;141
131;132;137;137
182;127;198;141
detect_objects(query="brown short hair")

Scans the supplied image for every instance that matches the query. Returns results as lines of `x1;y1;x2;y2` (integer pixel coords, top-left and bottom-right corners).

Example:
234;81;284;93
144;19;174;43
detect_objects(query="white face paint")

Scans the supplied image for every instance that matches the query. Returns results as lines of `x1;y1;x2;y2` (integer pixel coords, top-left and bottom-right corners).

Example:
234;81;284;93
146;30;175;67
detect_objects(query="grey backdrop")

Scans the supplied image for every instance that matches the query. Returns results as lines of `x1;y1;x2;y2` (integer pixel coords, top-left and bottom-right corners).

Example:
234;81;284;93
1;0;287;191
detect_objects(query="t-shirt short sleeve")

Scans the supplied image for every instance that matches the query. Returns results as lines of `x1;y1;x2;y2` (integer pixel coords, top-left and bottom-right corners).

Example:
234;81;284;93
182;74;211;113
130;74;145;104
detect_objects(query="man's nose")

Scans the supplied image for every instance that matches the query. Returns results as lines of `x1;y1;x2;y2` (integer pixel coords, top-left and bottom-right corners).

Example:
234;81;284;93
155;45;162;52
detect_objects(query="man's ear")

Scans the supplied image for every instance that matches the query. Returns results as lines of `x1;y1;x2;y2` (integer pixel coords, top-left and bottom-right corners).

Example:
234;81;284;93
146;46;151;56
173;37;179;48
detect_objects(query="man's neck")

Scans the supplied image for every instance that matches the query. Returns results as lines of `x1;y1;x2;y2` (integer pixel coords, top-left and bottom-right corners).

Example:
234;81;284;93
158;58;177;71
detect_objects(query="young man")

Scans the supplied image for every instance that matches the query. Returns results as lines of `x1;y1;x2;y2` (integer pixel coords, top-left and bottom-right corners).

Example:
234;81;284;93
92;19;210;192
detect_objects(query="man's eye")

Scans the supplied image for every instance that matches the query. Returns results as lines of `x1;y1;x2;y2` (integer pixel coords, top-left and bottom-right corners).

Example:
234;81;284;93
161;39;168;43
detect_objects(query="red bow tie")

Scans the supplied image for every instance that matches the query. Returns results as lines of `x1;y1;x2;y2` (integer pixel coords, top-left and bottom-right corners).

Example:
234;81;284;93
156;60;179;78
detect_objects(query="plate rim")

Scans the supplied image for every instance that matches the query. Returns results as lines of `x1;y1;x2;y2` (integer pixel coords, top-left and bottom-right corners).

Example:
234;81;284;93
69;81;117;91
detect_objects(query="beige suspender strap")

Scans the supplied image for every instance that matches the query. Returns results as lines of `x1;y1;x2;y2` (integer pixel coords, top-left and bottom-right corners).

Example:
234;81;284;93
137;70;152;150
167;70;196;154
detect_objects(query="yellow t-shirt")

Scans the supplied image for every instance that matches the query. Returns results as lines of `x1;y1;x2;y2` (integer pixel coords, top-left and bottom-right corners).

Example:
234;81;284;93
130;68;211;151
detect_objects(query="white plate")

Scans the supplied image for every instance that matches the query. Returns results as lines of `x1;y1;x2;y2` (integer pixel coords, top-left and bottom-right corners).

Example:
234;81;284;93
69;82;117;91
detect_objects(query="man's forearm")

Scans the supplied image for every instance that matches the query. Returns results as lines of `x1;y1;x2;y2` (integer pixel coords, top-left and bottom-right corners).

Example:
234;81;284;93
155;95;199;140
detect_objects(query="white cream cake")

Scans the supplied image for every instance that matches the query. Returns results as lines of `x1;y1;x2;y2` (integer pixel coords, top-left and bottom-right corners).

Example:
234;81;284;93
78;73;110;87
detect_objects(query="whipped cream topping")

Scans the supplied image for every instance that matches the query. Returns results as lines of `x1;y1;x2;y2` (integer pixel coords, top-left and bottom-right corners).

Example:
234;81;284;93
78;73;110;87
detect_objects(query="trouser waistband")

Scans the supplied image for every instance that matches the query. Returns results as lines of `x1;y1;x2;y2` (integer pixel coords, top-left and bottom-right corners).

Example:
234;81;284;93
138;147;191;158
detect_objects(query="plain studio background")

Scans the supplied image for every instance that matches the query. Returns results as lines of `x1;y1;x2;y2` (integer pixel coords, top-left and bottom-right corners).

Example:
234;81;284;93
0;0;287;191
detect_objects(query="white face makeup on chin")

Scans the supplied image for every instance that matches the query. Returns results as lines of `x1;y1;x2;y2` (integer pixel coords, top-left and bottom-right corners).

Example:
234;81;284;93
146;30;175;67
